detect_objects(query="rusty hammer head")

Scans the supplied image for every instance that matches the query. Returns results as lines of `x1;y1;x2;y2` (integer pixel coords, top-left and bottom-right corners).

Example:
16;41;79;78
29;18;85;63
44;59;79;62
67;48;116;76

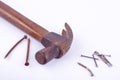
35;23;73;64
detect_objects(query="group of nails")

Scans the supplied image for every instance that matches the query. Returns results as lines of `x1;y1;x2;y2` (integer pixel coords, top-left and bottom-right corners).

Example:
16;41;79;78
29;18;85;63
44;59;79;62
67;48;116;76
77;51;112;77
4;35;30;66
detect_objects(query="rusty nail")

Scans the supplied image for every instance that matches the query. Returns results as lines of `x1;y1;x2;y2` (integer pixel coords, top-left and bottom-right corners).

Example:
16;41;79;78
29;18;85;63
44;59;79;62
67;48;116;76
4;35;27;58
92;54;98;67
81;54;99;60
25;38;30;66
77;62;94;77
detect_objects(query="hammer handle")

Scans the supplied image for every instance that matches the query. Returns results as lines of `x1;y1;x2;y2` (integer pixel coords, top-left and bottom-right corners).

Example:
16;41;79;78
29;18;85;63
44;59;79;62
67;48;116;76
0;1;48;41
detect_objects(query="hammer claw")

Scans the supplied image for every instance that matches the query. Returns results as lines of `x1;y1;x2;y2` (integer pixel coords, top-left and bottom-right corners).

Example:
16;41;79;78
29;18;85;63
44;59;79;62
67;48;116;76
64;23;73;42
59;23;74;54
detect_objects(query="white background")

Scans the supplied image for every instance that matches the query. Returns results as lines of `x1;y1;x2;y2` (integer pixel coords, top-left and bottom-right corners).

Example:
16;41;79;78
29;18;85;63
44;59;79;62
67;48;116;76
0;0;120;80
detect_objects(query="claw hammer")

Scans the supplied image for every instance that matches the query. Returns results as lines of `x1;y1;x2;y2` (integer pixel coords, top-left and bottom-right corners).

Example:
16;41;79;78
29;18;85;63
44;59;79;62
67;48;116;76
0;1;73;64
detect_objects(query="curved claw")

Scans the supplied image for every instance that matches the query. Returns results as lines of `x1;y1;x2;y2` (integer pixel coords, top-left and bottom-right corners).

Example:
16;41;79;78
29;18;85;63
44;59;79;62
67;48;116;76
64;23;73;43
62;23;73;44
61;23;73;54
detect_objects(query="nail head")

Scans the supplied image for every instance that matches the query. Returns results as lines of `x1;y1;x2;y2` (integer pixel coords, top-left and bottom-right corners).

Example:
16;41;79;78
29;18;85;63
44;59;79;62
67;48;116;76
25;63;29;66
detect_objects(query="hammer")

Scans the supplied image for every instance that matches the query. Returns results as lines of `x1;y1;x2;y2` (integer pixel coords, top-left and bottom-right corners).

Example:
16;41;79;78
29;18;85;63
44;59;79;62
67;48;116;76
0;1;73;64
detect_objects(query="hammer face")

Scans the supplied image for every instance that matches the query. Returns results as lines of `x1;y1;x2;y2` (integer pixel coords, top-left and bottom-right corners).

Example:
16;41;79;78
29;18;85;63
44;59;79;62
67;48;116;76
35;45;60;64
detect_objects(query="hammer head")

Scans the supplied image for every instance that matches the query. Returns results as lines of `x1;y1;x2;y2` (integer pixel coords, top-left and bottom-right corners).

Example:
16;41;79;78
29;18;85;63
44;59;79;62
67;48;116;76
35;23;73;64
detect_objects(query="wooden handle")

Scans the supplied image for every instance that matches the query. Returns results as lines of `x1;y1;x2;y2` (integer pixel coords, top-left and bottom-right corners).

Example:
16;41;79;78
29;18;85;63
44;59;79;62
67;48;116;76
0;1;48;41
